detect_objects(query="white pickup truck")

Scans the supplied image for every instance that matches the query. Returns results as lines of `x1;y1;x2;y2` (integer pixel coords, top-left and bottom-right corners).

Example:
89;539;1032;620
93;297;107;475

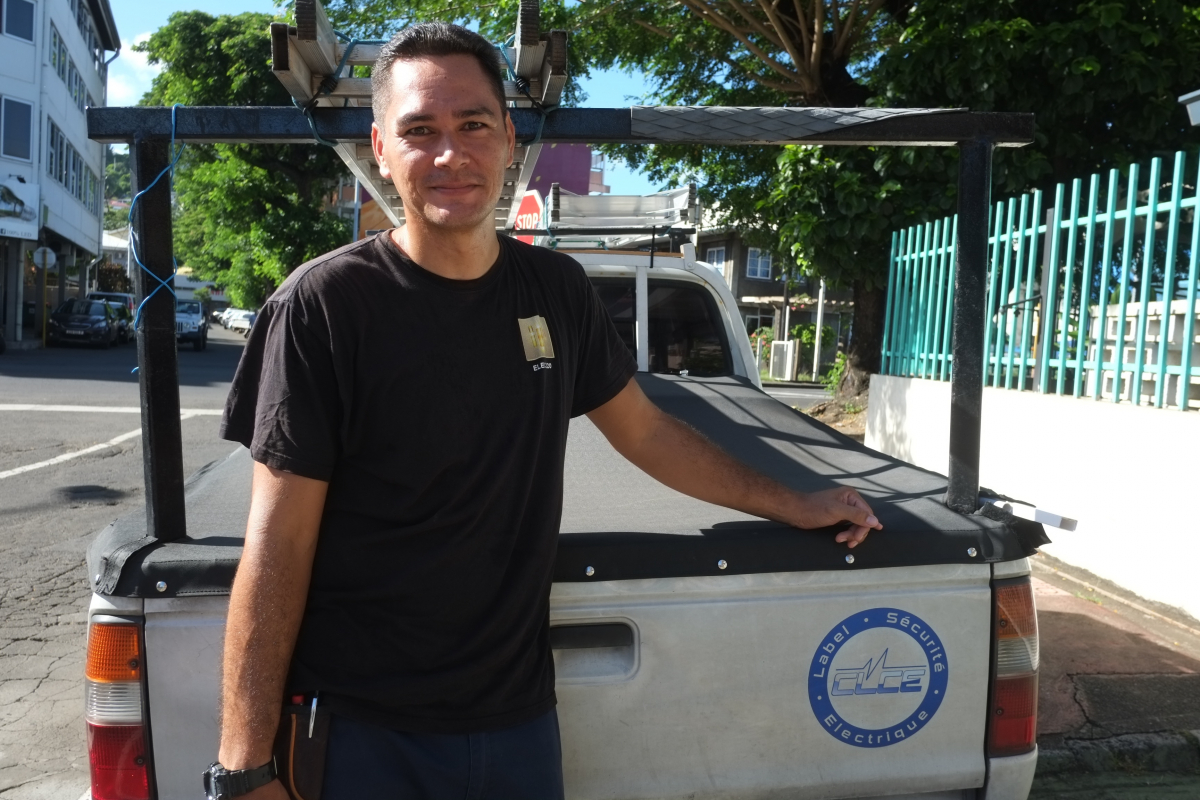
83;246;1048;800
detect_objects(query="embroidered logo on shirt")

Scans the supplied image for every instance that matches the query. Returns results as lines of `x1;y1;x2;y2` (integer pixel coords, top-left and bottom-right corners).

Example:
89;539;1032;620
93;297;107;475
518;315;555;361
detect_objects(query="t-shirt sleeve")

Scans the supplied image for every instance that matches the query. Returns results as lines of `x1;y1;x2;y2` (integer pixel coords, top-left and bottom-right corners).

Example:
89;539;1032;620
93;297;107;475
219;294;343;481
570;270;638;417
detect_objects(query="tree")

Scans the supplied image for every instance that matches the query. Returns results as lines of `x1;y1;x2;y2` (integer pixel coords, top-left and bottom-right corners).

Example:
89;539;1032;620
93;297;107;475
770;0;1200;391
135;12;351;308
103;145;131;230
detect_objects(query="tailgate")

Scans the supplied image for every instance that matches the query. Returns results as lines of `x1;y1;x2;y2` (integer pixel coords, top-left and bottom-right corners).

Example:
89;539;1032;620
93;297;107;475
551;564;991;800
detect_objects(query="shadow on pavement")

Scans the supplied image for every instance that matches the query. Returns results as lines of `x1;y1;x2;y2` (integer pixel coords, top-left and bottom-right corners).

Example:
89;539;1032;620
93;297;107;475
0;329;246;389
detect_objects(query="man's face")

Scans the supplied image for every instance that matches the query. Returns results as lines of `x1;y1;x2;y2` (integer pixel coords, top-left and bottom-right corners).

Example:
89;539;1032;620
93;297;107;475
372;54;515;232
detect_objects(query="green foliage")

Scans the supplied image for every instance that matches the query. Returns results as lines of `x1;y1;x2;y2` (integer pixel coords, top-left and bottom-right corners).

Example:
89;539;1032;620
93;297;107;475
103;205;128;231
790;322;835;348
105;146;130;200
135;11;351;308
192;286;212;307
822;352;848;390
771;145;957;291
873;0;1200;190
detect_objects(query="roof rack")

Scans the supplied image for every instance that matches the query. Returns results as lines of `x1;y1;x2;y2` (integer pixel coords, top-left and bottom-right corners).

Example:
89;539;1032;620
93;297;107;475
268;0;567;231
517;184;698;249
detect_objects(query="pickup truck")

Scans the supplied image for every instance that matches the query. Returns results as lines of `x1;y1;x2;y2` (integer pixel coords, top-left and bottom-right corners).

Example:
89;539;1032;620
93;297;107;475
83;245;1048;800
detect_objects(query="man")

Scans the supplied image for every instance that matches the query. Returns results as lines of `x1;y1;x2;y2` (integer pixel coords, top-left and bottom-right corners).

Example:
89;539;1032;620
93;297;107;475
212;22;881;800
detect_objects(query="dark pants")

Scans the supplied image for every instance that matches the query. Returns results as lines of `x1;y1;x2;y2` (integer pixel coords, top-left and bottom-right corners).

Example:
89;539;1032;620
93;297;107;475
322;708;565;800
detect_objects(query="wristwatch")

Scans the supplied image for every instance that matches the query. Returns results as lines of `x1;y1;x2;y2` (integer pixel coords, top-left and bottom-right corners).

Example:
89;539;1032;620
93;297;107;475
203;759;278;799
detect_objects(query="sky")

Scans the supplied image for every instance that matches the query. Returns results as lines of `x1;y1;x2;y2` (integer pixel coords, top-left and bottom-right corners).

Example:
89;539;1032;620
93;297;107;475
104;0;658;194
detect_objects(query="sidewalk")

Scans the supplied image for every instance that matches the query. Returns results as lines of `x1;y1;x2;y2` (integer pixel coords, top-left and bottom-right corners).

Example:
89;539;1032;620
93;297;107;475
1029;551;1200;797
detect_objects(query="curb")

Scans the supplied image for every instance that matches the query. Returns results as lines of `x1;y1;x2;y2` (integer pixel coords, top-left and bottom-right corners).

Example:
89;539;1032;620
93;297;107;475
761;381;827;390
1036;731;1200;776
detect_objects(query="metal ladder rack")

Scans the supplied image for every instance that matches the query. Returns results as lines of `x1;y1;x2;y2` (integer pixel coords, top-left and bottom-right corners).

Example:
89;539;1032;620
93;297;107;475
268;0;567;231
520;184;699;250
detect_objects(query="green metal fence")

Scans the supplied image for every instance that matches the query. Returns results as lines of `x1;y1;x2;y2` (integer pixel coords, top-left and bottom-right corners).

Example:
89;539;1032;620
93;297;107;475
881;149;1200;411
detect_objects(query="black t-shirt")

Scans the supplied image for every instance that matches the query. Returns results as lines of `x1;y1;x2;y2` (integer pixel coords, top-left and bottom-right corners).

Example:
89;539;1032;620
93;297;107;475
220;232;636;733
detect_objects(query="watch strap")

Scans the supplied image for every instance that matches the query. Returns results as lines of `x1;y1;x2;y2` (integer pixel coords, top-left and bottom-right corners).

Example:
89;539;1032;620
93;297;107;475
205;759;278;799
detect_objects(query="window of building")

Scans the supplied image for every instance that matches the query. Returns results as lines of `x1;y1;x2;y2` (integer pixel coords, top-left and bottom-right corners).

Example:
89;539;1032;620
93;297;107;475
68;61;86;113
746;247;772;280
743;306;773;335
1;97;32;161
705;246;726;282
46;118;100;215
51;25;64;75
3;0;34;41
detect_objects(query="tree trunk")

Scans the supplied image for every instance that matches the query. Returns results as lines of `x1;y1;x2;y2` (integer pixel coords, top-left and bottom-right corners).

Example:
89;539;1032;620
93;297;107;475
837;279;886;398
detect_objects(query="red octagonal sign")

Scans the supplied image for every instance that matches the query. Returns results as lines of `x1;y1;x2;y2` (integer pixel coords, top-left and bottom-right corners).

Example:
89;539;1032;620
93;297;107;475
514;190;544;244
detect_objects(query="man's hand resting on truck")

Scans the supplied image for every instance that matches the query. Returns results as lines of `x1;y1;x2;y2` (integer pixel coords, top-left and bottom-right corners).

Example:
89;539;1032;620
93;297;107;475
587;379;882;549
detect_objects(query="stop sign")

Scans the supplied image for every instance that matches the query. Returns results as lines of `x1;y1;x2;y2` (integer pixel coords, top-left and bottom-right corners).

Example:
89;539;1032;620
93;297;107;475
514;190;544;244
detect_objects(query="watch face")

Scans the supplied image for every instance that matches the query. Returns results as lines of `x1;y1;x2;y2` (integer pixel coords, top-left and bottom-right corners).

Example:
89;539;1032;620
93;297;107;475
203;764;223;800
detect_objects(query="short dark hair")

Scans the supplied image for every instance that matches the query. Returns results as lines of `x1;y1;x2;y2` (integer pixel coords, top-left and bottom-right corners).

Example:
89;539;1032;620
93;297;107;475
371;23;507;122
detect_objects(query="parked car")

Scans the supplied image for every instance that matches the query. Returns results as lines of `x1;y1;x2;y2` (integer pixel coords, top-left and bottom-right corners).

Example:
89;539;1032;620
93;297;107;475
176;299;208;351
105;302;133;345
47;298;118;348
87;291;137;314
85;245;1048;800
226;309;255;336
219;307;251;329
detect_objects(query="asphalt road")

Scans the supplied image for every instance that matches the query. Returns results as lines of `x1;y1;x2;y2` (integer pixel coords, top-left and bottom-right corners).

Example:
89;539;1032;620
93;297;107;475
0;325;246;800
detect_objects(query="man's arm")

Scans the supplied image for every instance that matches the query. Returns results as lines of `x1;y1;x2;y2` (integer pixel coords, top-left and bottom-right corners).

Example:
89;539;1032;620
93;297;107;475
218;461;328;798
586;378;882;547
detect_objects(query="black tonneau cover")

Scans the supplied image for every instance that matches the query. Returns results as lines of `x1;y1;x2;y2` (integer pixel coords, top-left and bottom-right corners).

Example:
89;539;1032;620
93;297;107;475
88;375;1048;597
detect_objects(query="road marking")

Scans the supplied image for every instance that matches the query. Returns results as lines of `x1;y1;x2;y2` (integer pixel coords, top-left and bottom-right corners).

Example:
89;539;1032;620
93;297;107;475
0;411;210;481
0;404;223;415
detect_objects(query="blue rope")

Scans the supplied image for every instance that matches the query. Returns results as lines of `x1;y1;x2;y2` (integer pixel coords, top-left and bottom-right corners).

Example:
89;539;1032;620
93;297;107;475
127;103;185;355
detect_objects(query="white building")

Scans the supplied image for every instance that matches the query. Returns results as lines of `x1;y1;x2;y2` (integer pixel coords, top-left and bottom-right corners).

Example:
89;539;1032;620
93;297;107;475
0;0;118;343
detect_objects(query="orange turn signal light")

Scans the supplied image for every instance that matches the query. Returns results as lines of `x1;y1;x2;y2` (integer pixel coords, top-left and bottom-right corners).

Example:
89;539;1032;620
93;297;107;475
86;624;141;683
994;583;1037;640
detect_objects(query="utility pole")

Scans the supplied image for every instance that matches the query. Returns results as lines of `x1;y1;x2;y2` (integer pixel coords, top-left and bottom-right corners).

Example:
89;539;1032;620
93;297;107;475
812;278;826;381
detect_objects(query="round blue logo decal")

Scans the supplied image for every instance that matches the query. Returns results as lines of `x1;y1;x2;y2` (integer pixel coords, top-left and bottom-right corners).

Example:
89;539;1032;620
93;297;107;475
808;608;948;748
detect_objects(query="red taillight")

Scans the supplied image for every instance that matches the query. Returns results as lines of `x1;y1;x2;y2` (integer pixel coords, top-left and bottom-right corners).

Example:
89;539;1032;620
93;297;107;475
987;578;1039;757
86;619;152;799
88;724;150;800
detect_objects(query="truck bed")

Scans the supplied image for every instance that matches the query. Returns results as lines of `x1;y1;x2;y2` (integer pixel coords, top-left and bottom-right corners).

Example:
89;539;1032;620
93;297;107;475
87;374;1047;799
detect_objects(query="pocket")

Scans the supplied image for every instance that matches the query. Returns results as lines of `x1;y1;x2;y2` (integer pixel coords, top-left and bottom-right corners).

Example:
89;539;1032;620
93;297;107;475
273;701;331;800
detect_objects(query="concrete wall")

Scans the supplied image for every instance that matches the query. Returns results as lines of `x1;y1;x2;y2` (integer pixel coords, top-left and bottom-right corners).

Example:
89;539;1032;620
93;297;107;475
866;374;1200;620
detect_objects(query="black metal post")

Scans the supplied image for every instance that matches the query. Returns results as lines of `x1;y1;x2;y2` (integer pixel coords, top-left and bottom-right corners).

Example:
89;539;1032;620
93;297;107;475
947;138;994;513
130;138;187;541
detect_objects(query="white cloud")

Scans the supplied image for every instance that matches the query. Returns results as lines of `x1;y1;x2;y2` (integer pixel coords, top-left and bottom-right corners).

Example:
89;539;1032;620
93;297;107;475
106;33;160;107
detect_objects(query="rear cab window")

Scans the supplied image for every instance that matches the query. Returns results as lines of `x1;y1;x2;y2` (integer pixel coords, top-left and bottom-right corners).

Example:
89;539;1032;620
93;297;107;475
589;277;732;377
